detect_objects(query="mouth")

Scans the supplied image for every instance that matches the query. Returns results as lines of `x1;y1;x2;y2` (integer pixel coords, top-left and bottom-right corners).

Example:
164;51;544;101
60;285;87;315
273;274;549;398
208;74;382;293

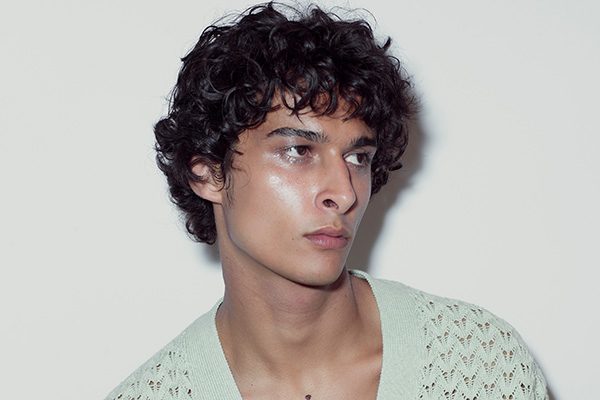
304;227;351;250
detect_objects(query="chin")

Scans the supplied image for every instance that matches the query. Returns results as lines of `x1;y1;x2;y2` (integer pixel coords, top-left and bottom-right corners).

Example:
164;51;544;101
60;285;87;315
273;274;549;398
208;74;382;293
290;263;349;288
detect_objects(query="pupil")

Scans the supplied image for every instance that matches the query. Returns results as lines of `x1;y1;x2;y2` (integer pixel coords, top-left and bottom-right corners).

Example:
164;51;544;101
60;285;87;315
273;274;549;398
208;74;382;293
297;147;306;155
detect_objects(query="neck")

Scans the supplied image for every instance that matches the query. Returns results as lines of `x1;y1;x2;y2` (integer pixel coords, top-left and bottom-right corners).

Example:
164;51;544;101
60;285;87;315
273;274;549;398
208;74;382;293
222;267;361;362
217;260;381;381
214;240;382;399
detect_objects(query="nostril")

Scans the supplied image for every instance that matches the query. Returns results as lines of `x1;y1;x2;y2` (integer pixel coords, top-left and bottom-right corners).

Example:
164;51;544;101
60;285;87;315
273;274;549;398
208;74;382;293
323;199;338;208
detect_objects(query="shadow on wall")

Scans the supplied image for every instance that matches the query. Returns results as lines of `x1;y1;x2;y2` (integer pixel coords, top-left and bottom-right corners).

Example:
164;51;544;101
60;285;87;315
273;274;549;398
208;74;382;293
348;115;428;273
200;228;221;265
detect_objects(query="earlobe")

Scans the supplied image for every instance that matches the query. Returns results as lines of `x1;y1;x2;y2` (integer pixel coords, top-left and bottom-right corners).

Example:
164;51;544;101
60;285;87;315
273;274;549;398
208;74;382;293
189;162;224;204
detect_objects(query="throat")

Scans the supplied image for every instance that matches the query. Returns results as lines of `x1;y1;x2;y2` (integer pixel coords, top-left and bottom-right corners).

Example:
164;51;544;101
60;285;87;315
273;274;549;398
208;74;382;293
219;273;383;399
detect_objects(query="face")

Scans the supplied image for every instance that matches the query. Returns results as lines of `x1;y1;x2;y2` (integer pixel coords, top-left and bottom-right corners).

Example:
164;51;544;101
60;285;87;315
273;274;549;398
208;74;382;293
208;100;377;287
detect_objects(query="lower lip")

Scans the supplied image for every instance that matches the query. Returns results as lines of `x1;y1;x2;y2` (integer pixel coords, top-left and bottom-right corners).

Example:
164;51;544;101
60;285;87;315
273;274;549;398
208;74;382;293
305;234;350;250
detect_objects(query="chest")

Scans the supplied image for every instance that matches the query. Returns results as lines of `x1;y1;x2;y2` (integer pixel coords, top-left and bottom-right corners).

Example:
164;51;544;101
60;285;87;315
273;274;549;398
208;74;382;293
239;353;382;400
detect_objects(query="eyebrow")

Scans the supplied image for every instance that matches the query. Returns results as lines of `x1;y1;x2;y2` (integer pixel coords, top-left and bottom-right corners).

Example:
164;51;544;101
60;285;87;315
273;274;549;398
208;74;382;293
266;127;328;143
266;127;377;150
350;136;377;150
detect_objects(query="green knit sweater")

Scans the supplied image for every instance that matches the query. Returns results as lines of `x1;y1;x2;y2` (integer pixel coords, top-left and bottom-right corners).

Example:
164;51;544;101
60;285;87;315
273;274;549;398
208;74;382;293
105;270;548;399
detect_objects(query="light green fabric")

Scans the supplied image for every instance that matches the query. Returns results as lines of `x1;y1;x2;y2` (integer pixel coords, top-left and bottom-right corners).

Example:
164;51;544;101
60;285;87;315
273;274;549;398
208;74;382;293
106;271;547;399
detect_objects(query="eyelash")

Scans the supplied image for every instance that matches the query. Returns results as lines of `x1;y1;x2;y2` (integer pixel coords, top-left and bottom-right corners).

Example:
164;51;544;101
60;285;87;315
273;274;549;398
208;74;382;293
281;145;311;162
280;145;373;168
346;152;373;168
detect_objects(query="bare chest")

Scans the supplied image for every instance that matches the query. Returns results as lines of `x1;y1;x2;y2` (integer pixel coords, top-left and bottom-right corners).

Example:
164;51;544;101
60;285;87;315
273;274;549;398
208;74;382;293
240;354;382;400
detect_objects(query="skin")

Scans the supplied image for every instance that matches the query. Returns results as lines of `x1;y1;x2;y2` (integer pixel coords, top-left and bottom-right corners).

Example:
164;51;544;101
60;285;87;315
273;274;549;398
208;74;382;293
191;99;383;399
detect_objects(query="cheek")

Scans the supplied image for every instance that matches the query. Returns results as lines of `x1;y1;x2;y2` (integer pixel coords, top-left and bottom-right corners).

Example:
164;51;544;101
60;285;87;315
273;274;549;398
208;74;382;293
352;171;372;218
224;168;310;229
267;172;311;210
352;168;372;198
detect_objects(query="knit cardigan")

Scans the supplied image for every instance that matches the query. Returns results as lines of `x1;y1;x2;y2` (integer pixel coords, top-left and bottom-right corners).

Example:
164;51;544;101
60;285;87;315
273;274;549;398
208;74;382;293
105;270;548;399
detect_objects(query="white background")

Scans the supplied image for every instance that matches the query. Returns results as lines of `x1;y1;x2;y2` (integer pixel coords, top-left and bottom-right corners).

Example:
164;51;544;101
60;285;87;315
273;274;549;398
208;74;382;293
1;1;597;399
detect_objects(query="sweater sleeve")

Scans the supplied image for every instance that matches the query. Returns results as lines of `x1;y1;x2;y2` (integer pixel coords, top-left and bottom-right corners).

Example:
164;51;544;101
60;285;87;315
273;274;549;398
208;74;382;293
411;291;548;400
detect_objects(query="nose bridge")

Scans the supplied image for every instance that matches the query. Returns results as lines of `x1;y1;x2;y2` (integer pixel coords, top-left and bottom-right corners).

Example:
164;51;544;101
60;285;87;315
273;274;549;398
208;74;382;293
315;155;356;213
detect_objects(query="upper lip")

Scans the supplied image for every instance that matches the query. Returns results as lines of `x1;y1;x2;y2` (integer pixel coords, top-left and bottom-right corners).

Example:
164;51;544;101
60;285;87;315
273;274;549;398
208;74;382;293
305;226;351;238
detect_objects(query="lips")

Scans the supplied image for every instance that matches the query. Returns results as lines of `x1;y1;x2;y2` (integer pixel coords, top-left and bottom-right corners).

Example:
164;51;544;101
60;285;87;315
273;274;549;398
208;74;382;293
304;227;351;250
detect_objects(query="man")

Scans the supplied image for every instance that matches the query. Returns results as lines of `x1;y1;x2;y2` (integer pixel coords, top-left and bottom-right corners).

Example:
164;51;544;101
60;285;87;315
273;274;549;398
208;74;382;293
106;2;547;399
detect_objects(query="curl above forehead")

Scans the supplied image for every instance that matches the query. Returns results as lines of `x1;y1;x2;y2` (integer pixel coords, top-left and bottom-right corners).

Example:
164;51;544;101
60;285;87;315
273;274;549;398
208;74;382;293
176;3;408;134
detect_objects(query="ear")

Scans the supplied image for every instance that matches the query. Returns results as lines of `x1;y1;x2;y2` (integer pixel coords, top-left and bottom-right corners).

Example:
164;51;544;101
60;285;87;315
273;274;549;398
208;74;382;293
189;161;224;204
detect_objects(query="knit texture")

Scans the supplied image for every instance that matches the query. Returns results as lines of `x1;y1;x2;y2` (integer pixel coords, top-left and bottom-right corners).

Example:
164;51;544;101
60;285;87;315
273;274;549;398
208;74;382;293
106;331;194;400
409;290;547;400
105;271;547;399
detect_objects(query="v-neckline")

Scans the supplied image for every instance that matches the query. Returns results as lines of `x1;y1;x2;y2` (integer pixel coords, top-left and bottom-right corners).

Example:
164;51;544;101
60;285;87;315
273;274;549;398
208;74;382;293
184;270;421;399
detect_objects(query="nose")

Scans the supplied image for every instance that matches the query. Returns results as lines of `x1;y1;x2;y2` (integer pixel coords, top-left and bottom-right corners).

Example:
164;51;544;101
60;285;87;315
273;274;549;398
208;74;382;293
315;159;357;214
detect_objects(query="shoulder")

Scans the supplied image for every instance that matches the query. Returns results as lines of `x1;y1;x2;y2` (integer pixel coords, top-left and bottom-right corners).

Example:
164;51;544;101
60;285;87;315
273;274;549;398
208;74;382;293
364;272;535;351
410;289;548;399
355;271;548;399
103;303;226;400
104;327;195;400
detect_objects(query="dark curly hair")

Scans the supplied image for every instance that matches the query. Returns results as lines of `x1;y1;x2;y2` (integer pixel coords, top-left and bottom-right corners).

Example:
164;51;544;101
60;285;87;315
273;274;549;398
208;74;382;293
155;2;417;244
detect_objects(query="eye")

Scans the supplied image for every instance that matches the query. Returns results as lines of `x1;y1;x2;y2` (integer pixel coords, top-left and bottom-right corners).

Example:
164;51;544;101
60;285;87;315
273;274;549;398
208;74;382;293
283;145;311;159
345;152;372;167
